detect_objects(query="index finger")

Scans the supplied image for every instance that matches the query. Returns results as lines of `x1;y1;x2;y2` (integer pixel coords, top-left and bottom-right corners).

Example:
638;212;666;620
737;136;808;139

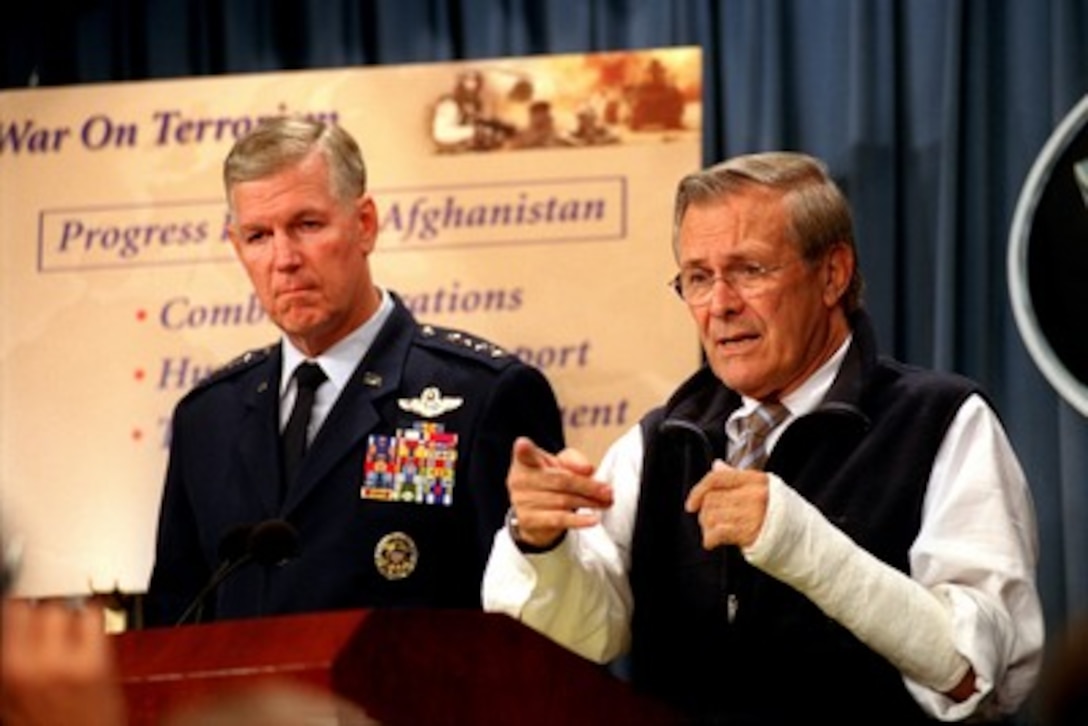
509;438;612;508
512;437;597;479
512;436;558;470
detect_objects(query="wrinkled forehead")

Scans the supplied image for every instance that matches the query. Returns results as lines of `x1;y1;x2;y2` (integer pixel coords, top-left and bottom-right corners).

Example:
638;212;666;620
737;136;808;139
678;191;795;255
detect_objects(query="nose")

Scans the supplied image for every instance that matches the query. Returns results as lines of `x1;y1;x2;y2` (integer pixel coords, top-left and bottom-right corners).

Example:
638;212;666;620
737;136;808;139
271;231;302;269
708;276;743;315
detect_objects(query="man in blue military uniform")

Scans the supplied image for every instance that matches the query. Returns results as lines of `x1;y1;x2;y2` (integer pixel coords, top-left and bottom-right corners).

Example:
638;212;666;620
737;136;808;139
144;116;564;625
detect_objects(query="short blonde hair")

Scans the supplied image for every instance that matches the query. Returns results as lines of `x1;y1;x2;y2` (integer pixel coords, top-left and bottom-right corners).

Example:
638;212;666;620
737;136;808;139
224;116;367;211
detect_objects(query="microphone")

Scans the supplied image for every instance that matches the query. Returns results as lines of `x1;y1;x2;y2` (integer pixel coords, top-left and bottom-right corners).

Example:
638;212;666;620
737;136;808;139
247;519;301;566
219;522;257;563
174;519;300;626
658;418;715;488
659;417;744;622
174;523;254;626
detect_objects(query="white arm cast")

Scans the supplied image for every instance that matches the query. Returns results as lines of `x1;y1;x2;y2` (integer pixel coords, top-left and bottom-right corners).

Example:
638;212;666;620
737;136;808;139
744;476;971;693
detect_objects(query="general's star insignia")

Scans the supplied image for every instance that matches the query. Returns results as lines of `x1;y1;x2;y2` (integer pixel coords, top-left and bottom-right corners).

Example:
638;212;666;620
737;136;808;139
397;386;464;418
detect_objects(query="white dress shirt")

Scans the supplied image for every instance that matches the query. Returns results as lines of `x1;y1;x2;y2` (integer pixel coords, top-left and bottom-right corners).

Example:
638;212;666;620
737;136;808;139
279;288;394;442
482;336;1043;721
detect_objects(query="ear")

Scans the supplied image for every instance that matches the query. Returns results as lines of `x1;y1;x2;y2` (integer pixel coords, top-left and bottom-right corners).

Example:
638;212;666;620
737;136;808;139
355;194;379;254
822;242;854;307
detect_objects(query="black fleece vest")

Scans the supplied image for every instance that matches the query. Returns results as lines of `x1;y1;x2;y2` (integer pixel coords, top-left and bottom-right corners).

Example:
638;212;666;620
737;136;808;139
629;332;980;725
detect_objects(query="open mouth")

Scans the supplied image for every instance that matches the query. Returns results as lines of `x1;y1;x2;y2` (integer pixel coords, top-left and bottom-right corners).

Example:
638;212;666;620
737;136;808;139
718;331;759;347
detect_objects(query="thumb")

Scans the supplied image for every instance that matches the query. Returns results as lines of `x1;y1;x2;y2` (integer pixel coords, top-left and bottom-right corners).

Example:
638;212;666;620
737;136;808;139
556;447;595;476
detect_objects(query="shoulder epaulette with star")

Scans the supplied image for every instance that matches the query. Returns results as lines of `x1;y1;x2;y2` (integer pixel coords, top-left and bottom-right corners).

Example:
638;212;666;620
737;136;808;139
192;344;275;391
415;324;515;370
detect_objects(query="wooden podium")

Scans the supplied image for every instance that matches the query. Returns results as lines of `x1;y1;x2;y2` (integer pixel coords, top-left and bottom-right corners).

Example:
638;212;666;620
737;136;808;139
113;608;682;725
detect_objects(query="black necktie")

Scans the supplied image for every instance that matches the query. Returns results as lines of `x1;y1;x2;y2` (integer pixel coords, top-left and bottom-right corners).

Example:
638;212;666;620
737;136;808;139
281;362;327;500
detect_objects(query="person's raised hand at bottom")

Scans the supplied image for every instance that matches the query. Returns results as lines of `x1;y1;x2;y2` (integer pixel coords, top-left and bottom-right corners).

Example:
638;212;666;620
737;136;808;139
1;598;126;726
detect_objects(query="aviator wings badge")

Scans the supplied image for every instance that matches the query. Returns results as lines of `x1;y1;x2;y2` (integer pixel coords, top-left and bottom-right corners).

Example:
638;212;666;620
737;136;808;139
397;386;464;418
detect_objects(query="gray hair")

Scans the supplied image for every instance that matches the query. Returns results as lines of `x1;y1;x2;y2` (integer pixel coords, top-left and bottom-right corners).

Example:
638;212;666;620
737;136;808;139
672;151;864;313
224;116;367;211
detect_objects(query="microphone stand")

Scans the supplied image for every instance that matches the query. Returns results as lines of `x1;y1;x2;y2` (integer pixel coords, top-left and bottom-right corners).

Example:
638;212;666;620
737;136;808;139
174;553;253;627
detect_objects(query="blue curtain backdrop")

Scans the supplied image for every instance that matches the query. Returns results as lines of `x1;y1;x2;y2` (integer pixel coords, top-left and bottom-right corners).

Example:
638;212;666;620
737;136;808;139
4;0;1087;716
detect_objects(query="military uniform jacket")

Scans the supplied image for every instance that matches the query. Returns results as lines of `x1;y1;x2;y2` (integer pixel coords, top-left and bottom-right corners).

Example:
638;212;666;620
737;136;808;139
145;296;564;626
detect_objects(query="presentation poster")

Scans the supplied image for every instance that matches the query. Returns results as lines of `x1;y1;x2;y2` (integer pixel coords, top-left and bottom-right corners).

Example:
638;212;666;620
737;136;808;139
0;47;703;597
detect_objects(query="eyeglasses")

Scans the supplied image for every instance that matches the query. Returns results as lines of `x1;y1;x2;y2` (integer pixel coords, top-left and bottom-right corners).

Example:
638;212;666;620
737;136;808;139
669;259;797;305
